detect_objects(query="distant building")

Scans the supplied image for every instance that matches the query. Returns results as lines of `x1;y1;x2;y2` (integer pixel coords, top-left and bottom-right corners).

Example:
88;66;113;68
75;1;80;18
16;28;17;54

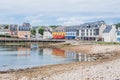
35;27;43;39
102;25;116;42
52;27;65;39
64;26;79;39
0;24;10;35
43;27;52;39
79;21;106;41
9;24;18;37
116;27;120;42
17;23;31;39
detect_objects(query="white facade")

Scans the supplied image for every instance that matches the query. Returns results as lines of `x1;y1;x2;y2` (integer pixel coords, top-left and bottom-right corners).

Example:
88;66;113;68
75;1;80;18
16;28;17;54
102;25;116;42
43;31;52;39
36;28;43;39
43;27;52;39
79;21;106;41
0;29;10;35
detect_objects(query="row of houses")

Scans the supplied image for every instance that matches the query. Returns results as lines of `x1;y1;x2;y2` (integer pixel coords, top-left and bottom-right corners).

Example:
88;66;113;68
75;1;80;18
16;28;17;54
0;21;120;43
0;23;31;39
48;21;120;42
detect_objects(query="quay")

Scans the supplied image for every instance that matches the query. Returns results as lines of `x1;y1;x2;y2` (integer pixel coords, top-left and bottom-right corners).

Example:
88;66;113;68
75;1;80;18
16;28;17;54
0;38;66;43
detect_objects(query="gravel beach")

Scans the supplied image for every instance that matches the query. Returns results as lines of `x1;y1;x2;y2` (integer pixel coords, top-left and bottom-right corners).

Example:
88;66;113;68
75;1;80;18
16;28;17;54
0;44;120;80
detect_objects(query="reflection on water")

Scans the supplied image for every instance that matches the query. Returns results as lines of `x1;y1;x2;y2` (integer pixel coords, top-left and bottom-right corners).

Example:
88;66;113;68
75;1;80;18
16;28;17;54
52;48;65;57
17;47;30;57
65;51;96;61
0;45;96;71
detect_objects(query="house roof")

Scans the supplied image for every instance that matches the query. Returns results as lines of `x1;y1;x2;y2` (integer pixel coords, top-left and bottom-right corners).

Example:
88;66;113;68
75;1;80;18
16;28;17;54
103;25;112;33
80;21;105;29
53;21;105;32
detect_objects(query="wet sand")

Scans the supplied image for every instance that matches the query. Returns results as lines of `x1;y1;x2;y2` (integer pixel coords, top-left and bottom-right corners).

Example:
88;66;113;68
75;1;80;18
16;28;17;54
0;43;120;80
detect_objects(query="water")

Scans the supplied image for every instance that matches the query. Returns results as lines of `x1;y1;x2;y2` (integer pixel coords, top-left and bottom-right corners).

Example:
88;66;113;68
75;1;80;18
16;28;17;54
0;45;96;71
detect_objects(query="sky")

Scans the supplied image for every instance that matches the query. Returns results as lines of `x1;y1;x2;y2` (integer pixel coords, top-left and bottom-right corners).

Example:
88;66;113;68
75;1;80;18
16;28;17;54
0;0;120;26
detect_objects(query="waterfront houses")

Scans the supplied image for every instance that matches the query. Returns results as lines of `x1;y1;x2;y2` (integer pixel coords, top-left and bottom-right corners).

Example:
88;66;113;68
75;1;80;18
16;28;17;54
0;21;120;43
9;24;18;37
43;27;52;39
78;21;106;41
17;23;31;39
102;25;116;42
35;27;43;39
64;26;79;39
0;25;10;35
52;27;65;39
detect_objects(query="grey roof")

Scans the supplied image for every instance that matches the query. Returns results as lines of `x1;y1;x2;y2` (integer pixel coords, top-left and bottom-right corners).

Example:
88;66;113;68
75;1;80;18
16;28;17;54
64;21;105;30
22;23;31;27
103;25;112;33
52;21;105;32
19;26;31;31
80;21;105;29
64;26;78;32
10;24;18;31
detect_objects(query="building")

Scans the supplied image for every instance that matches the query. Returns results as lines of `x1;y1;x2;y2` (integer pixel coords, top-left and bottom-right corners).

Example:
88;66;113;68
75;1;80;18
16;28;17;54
116;27;120;42
102;25;116;42
0;25;10;35
43;27;52;39
35;27;43;39
64;26;79;39
17;23;31;39
52;27;65;39
9;24;18;37
79;21;106;41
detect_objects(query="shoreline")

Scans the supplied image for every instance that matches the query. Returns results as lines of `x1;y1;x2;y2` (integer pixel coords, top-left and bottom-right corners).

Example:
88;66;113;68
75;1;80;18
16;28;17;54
0;42;120;80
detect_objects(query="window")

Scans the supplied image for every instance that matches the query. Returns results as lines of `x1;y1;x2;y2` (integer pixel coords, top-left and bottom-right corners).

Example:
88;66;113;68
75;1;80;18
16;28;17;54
94;29;99;35
87;29;88;32
81;33;85;36
81;29;85;32
87;33;88;36
90;33;92;35
117;32;120;36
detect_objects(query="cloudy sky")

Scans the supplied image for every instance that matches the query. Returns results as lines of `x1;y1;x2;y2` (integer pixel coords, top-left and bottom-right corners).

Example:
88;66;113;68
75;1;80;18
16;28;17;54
0;0;120;26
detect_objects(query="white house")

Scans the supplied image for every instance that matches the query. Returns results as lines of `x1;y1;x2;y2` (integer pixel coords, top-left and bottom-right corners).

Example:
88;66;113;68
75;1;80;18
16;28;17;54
36;27;43;40
102;25;116;42
43;27;52;39
79;21;106;41
0;29;10;35
0;25;10;35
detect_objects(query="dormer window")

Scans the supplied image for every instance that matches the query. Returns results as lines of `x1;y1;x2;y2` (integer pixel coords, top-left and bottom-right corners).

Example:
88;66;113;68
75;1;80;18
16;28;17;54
95;25;99;28
87;25;90;28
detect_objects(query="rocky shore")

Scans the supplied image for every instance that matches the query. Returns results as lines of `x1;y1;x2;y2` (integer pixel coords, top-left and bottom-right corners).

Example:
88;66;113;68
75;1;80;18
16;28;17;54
0;43;120;80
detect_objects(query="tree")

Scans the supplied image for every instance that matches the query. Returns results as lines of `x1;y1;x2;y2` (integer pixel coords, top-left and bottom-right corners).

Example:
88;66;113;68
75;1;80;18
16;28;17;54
4;25;9;29
49;25;58;29
31;29;36;35
38;28;44;35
